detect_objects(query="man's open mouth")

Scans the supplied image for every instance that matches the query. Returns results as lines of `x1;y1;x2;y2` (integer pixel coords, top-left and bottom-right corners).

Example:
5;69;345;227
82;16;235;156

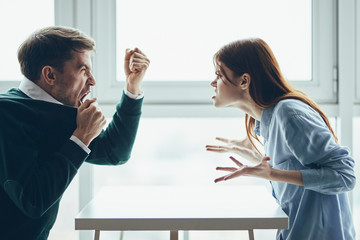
79;91;91;105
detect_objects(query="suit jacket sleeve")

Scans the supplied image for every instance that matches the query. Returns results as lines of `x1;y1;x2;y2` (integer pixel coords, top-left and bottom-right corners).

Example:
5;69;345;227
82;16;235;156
86;93;143;165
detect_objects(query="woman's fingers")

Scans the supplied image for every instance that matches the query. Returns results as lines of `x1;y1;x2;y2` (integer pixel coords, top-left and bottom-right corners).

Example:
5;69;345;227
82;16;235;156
214;157;246;183
216;167;238;172
205;145;229;153
229;156;244;167
215;169;245;183
215;137;230;143
223;170;244;181
214;175;229;183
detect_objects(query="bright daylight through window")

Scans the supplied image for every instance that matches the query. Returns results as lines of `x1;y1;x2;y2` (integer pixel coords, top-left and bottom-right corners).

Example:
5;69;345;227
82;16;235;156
116;0;311;82
0;0;54;81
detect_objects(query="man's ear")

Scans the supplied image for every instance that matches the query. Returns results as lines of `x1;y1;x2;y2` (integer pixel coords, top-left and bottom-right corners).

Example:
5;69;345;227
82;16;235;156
239;73;251;89
41;66;56;86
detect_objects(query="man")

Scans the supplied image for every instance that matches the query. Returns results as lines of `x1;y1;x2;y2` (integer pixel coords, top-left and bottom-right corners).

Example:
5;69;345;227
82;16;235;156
0;26;149;239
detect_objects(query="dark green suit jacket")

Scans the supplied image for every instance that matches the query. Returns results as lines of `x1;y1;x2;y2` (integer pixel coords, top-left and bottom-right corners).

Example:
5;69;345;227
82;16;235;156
0;88;142;239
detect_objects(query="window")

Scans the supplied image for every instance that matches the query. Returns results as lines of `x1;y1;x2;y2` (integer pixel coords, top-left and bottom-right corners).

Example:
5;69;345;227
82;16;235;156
94;117;337;193
356;0;360;103
93;0;337;108
48;176;79;240
352;118;360;239
94;118;264;191
116;0;312;82
0;0;54;82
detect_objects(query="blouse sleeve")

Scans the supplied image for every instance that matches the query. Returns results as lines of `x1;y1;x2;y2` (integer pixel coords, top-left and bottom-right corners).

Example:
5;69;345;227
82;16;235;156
283;113;355;195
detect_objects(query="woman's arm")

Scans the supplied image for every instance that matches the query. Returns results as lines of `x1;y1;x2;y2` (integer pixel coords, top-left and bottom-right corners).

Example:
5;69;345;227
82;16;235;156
284;114;356;194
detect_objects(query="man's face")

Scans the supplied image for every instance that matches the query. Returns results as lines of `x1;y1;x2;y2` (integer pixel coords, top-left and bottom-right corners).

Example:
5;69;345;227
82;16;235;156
52;50;95;107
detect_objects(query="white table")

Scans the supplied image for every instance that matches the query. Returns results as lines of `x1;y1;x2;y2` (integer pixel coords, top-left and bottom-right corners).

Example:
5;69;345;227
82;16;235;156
75;186;288;240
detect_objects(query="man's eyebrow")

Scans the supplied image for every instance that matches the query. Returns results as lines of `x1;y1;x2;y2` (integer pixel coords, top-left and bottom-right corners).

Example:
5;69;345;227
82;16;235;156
77;63;90;69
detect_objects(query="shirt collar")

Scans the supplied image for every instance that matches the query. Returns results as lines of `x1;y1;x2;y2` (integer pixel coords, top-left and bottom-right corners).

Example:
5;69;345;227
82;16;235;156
254;105;275;141
18;77;63;105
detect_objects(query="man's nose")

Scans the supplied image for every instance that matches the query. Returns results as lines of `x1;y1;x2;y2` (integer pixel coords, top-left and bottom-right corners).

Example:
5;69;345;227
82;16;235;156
88;73;96;86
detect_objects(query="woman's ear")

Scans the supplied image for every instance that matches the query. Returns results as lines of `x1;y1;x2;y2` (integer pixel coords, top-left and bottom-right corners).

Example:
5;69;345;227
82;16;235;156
239;73;251;89
41;66;56;86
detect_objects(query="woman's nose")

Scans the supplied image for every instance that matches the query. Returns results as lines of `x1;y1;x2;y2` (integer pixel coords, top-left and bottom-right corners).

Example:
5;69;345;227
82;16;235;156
210;79;217;87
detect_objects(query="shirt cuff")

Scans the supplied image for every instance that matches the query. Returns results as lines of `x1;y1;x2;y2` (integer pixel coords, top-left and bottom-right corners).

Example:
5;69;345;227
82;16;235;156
70;135;91;154
124;88;144;100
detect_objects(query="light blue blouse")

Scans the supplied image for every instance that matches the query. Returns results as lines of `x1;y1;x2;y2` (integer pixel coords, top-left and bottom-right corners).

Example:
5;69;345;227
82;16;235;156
254;99;356;240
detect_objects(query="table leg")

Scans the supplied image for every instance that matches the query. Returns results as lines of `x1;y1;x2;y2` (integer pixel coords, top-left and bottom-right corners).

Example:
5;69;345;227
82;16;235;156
94;230;100;240
248;229;254;240
170;230;178;240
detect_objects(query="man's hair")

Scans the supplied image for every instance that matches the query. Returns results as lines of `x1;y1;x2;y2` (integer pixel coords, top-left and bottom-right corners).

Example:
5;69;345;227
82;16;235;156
17;26;96;82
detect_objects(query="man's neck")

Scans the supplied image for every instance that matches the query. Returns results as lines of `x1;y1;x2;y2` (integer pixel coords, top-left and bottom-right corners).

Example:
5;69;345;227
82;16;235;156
18;77;63;105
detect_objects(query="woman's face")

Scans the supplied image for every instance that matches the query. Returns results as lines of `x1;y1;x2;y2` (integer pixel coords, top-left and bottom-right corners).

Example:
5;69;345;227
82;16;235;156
210;62;244;108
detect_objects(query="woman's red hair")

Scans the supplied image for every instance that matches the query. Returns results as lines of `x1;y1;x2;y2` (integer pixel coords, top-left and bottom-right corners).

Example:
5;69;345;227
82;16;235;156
214;38;337;155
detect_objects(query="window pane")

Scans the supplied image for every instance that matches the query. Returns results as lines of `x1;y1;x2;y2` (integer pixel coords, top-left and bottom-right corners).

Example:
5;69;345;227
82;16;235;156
0;0;54;81
94;116;336;189
352;118;360;239
94;116;336;190
94;118;265;191
116;0;311;82
48;176;79;240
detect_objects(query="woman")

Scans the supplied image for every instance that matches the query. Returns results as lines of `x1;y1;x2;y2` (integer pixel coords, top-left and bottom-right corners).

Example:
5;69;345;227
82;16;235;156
206;38;356;240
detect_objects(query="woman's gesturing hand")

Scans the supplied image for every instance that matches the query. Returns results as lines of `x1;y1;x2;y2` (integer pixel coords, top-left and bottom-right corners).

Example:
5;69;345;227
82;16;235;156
206;137;262;164
214;156;272;183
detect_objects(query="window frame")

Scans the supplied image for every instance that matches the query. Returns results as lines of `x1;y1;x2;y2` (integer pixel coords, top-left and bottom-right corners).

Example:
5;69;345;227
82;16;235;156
291;0;338;104
0;0;58;92
0;81;18;93
356;0;360;104
92;0;338;117
0;0;339;116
